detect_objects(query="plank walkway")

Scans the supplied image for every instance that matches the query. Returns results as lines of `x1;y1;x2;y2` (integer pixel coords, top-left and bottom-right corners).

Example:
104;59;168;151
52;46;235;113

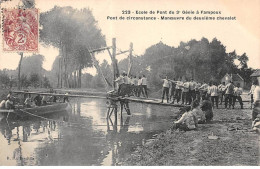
13;90;251;108
13;91;184;107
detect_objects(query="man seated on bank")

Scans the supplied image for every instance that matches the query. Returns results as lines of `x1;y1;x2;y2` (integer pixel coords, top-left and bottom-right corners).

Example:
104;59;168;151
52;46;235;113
5;96;15;110
24;95;33;108
0;99;6;109
190;100;206;123
172;100;202;131
252;118;260;133
200;99;213;122
63;93;69;103
34;94;42;106
42;95;49;105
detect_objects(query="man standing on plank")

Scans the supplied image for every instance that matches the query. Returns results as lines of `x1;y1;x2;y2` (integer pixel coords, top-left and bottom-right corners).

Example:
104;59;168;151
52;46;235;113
218;82;226;105
195;82;201;101
114;73;124;95
137;76;144;97
189;78;197;104
142;75;148;98
173;78;183;104
170;78;176;103
182;79;190;105
161;76;170;103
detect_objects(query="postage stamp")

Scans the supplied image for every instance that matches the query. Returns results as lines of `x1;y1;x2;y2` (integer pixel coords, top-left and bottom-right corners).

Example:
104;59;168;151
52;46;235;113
2;8;38;52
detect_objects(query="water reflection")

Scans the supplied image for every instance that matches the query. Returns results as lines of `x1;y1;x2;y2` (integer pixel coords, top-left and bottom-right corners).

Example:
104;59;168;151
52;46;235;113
0;98;177;166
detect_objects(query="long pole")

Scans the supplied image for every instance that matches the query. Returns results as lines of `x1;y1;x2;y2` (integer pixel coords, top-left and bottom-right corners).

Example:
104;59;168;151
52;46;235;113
112;38;117;89
127;42;133;76
18;52;23;90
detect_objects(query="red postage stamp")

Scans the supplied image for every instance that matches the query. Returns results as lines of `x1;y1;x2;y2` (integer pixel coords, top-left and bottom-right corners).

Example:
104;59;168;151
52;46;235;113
2;8;39;52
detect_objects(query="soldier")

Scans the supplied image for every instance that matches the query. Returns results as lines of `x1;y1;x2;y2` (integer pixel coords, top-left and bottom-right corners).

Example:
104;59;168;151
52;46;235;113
173;78;183;104
209;82;219;109
161;76;170;103
189;78;197;104
182;79;190;105
233;83;243;109
224;81;235;109
169;78;176;103
218;82;226;105
141;75;148;98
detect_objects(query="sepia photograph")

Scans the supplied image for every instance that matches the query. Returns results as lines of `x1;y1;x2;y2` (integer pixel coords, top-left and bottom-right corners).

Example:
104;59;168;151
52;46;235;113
0;0;259;166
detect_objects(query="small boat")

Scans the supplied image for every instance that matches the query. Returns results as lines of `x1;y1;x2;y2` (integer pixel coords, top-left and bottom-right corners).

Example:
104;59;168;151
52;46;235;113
0;102;71;119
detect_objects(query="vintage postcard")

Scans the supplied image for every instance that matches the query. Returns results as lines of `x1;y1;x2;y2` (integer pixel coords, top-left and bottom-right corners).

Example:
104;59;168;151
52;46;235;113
0;0;259;166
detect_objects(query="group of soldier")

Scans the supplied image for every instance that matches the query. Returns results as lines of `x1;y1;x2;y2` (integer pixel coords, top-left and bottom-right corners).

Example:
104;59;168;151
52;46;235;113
113;72;256;110
160;76;244;109
114;72;148;98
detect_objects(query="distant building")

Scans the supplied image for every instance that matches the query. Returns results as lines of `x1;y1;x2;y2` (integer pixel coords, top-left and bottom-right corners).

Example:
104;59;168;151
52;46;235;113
221;73;244;88
250;69;260;77
251;69;260;83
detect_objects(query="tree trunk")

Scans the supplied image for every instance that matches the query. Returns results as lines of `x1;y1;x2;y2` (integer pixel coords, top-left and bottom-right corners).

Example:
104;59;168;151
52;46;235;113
78;66;82;88
60;57;63;88
57;72;60;88
18;53;23;90
74;71;77;88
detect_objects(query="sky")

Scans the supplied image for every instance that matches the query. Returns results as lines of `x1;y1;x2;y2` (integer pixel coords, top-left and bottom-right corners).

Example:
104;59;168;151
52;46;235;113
0;0;259;75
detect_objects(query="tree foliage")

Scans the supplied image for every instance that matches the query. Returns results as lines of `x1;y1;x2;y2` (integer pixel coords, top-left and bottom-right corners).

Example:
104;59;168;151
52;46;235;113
20;54;44;76
40;6;106;88
118;37;254;90
0;71;10;88
29;73;40;88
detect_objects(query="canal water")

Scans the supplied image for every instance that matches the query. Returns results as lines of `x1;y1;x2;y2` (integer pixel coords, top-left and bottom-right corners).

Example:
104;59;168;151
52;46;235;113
0;98;178;166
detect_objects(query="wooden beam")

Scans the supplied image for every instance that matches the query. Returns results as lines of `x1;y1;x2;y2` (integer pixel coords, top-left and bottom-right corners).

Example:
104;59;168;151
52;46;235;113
112;38;120;88
127;42;133;76
116;50;129;56
89;46;112;53
13;91;107;99
90;52;110;91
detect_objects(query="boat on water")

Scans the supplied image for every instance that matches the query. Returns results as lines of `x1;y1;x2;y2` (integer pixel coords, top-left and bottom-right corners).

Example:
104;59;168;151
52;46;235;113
0;102;71;119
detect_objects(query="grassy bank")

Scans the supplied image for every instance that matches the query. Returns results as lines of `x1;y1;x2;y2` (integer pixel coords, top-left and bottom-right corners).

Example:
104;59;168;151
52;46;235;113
124;108;259;166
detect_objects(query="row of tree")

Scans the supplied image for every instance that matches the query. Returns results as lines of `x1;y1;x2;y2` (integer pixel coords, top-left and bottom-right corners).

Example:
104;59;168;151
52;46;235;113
40;6;106;88
0;70;50;89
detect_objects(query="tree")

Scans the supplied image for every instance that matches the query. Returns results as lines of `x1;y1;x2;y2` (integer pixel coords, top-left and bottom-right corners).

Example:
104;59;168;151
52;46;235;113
40;6;106;88
20;54;44;76
238;53;249;69
81;73;93;88
0;72;10;88
29;73;40;88
43;76;51;88
20;74;30;88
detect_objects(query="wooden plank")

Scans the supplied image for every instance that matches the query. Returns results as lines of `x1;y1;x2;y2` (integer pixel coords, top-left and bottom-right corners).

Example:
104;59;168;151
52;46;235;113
12;91;252;107
13;91;107;99
89;46;112;53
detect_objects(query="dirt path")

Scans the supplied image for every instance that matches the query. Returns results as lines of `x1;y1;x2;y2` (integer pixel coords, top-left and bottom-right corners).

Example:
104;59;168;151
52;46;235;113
124;108;259;166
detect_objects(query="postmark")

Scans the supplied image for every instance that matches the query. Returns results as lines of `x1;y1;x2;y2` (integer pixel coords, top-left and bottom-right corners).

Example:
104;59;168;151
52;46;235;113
2;8;38;52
